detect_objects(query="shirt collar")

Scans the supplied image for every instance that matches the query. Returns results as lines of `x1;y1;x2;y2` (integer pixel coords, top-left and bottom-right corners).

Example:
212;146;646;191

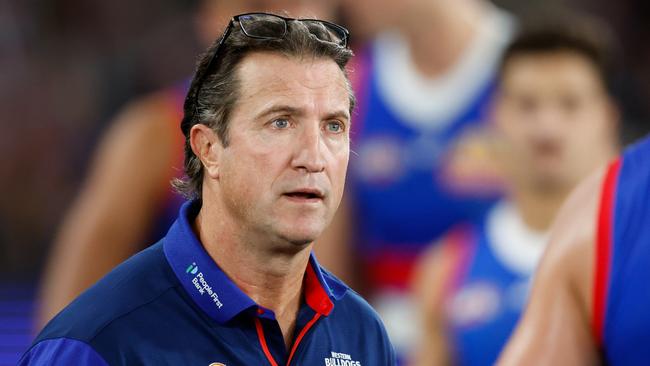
163;200;342;324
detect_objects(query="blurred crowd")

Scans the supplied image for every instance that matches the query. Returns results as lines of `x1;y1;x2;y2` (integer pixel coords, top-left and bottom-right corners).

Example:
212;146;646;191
1;0;649;364
0;0;199;275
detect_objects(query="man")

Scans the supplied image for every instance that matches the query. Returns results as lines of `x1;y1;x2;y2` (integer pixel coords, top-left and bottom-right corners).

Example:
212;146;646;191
410;14;619;366
38;0;339;328
498;132;650;365
21;13;395;365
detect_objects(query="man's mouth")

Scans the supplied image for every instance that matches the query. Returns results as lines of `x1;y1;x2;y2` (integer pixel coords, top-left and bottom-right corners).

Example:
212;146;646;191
283;188;324;202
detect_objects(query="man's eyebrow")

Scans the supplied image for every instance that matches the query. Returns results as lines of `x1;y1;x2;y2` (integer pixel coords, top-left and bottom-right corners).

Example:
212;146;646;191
255;105;302;119
323;110;351;122
255;105;350;122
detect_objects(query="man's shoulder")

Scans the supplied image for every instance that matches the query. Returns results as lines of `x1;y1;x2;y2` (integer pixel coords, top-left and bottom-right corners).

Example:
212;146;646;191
34;241;179;344
323;272;395;362
338;289;382;321
322;269;386;329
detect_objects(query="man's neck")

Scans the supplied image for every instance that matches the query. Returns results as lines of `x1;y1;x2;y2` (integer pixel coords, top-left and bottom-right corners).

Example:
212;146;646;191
398;1;486;77
194;199;312;349
510;186;571;233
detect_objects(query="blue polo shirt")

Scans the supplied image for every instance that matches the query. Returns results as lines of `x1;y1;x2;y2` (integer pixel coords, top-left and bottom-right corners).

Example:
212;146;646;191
21;200;395;365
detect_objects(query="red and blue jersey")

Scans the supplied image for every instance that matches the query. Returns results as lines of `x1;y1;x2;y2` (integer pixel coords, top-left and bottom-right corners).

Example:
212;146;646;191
21;200;395;365
440;203;546;366
593;135;650;364
348;9;514;293
346;9;514;360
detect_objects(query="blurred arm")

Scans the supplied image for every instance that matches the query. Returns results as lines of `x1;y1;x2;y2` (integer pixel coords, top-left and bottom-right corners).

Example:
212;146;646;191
498;168;606;365
409;241;457;366
37;94;180;328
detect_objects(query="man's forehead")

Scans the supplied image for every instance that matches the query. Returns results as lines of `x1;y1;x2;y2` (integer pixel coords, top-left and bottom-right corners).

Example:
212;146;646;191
235;52;349;102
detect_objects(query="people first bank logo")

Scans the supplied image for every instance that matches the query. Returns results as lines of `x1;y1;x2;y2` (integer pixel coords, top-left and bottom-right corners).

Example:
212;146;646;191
186;263;199;275
186;262;223;309
324;352;361;366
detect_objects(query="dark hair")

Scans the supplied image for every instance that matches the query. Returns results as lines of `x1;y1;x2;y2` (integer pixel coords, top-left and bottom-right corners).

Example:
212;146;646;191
173;16;355;199
498;11;619;95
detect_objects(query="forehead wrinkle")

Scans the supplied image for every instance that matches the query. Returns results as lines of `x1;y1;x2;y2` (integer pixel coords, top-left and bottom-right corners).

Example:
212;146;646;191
236;54;351;119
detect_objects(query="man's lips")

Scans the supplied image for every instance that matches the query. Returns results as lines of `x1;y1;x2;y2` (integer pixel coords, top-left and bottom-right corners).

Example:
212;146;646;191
282;188;325;202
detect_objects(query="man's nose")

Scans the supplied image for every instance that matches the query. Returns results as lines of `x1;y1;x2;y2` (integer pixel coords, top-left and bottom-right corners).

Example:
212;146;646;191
291;122;326;173
533;106;565;137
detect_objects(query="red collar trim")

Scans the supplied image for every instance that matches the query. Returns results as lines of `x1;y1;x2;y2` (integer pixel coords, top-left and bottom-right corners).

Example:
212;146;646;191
304;261;334;316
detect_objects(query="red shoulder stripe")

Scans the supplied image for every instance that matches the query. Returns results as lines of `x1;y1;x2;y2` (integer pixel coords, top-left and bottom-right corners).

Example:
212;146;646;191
592;159;621;346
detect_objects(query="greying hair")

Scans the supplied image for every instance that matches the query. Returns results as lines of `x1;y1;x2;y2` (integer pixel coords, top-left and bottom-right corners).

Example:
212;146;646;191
173;17;355;200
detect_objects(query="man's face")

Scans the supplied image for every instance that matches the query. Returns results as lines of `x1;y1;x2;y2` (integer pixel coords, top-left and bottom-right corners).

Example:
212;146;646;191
493;51;616;193
214;52;351;248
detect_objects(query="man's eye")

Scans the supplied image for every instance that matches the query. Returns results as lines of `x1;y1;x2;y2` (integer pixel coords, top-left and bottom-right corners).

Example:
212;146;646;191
271;119;290;129
326;121;344;133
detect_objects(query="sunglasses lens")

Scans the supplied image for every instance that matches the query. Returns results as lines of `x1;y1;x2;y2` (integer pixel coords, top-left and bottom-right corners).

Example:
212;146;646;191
239;13;287;39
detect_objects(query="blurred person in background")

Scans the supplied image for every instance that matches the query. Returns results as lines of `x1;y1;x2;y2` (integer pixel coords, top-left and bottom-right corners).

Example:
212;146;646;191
411;13;620;366
498;134;650;365
318;0;515;360
37;0;338;329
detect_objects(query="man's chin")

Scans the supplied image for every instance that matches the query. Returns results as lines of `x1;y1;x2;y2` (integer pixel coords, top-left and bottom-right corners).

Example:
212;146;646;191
273;214;329;240
283;231;321;246
275;225;324;249
530;174;571;194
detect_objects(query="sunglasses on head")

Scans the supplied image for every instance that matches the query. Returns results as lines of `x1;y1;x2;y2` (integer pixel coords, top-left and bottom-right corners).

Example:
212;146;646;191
184;12;350;131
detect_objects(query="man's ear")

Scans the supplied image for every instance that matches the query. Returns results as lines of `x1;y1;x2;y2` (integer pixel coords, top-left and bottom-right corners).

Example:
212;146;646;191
189;124;223;179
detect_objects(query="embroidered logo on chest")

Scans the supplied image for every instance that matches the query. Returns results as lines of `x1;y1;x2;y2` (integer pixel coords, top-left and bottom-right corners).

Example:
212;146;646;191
324;351;362;365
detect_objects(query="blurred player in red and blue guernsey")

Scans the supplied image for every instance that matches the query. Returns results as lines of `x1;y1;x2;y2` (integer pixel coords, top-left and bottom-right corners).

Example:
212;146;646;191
37;0;338;328
411;12;620;366
316;0;515;359
499;128;650;362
